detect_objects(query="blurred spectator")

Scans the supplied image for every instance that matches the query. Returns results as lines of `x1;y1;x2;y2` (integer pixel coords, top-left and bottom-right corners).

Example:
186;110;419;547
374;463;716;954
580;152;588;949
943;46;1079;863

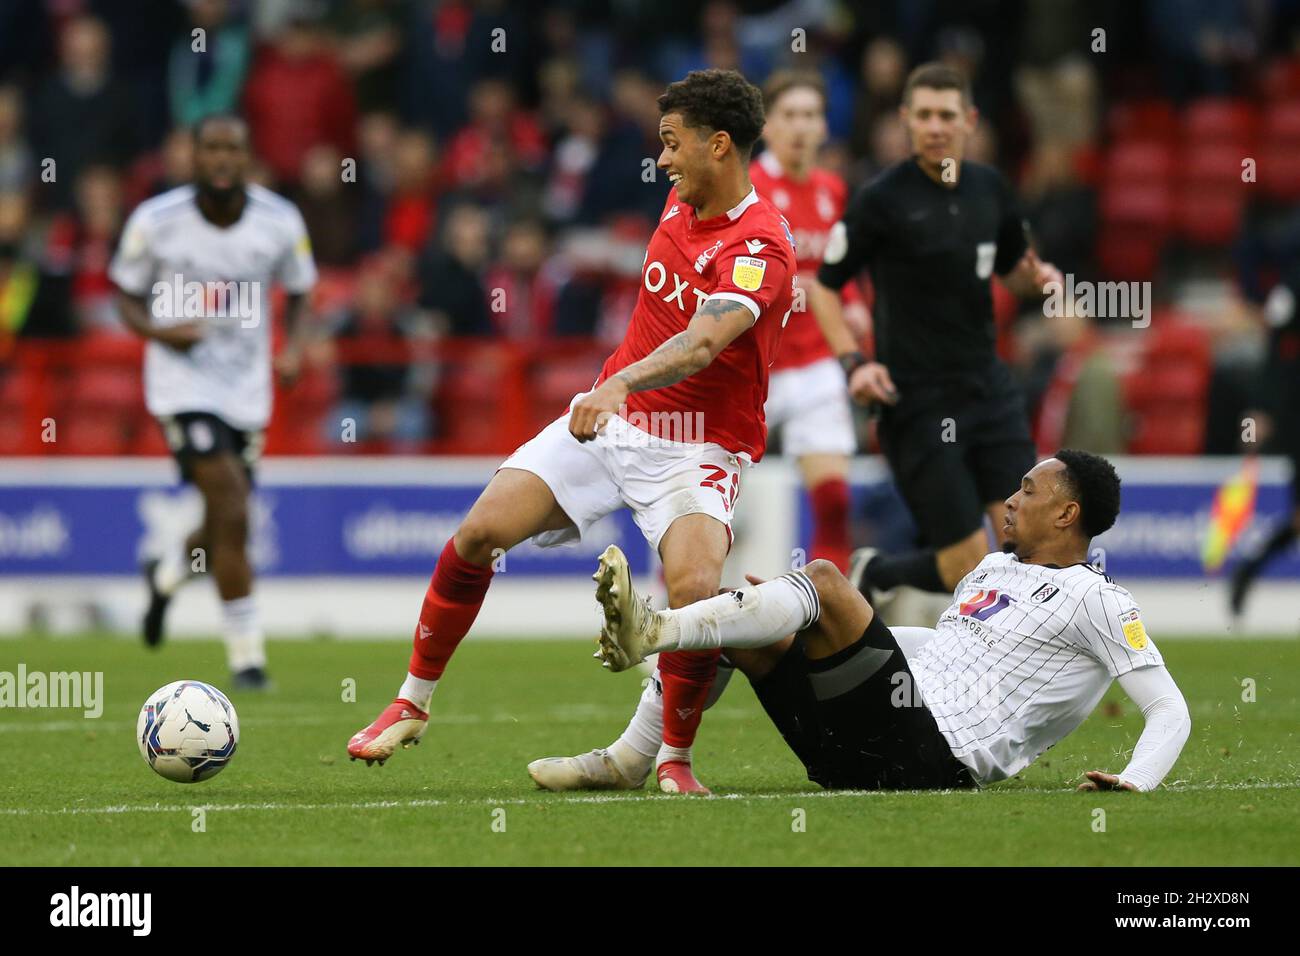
133;127;196;205
168;0;251;129
1015;56;1098;149
542;93;602;225
330;255;433;447
295;144;359;266
1016;307;1127;454
851;38;907;160
418;203;491;336
402;0;527;137
43;166;126;333
0;192;75;346
1021;140;1097;281
442;78;547;192
28;16;140;209
353;111;400;251
384;129;438;252
575;70;667;226
1148;0;1257;100
330;0;406;114
243;14;357;186
0;84;33;194
483;219;562;341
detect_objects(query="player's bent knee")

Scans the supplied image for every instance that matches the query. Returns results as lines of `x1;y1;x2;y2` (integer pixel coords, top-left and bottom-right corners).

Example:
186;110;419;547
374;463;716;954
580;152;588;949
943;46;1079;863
454;517;507;565
666;571;721;609
801;558;843;593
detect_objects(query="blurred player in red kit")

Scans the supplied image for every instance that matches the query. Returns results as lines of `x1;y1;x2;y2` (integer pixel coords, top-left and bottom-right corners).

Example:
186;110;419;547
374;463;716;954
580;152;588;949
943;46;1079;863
750;70;868;572
348;70;796;794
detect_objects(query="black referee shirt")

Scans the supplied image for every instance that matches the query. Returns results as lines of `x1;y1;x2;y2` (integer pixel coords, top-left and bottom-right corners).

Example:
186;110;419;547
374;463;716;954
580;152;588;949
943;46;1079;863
817;157;1029;386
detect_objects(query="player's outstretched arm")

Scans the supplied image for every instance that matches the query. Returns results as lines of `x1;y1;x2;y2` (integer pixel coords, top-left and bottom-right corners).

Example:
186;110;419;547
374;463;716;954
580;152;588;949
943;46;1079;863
1078;665;1191;793
568;298;755;441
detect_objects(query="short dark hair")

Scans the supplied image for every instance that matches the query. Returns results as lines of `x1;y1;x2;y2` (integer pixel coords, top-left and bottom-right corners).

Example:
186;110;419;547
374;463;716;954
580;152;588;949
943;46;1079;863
762;69;826;112
902;62;972;108
192;113;249;144
658;69;765;156
1054;449;1121;539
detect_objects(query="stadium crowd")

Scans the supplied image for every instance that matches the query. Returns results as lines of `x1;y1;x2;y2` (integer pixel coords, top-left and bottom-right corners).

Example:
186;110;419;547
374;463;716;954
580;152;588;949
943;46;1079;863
1;0;1298;457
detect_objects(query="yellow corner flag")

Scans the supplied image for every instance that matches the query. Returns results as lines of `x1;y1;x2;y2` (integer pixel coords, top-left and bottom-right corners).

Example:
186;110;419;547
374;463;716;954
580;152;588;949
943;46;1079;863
1202;456;1259;573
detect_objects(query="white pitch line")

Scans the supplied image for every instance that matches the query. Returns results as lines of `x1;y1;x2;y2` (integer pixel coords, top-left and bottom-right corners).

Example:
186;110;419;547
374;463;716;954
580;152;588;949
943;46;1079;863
0;706;754;735
1;781;1295;817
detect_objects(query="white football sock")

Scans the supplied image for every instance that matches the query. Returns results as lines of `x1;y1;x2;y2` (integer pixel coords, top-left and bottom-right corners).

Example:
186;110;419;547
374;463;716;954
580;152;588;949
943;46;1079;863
221;595;266;672
657;571;820;652
397;673;438;712
609;658;735;768
610;667;663;760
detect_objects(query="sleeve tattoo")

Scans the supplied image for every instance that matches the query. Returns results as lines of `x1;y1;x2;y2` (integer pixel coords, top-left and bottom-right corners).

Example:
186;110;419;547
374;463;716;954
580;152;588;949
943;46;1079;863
613;299;752;394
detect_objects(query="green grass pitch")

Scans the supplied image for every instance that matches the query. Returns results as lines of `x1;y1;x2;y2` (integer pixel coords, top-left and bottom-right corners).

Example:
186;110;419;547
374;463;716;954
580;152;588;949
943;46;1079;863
1;634;1297;866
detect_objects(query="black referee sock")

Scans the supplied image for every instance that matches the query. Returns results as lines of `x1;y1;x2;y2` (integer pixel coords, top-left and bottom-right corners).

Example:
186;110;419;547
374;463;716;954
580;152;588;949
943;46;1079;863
1245;521;1298;570
866;548;946;594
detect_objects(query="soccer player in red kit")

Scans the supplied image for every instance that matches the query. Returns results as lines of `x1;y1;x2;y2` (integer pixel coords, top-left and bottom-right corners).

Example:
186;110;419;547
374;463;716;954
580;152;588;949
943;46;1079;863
348;69;796;795
750;70;867;572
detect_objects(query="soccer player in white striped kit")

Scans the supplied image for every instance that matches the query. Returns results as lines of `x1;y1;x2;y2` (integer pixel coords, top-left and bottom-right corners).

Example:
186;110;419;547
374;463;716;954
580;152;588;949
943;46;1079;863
110;115;317;689
592;450;1191;791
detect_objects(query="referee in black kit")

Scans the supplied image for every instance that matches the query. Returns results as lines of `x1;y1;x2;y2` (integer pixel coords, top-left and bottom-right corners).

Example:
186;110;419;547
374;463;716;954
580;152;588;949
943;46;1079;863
1230;259;1300;616
808;62;1062;608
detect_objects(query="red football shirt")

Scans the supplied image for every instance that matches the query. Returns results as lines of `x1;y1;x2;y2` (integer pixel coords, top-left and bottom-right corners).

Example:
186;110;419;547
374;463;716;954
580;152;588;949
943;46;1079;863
596;186;797;461
749;152;859;371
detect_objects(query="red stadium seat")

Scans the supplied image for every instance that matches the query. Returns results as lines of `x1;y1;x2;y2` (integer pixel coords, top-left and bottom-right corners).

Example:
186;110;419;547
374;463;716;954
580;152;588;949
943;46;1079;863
1259;58;1300;100
1256;146;1300;201
1096;227;1162;282
1174;190;1243;245
1106;100;1179;144
1180;143;1249;192
1182;98;1258;151
1100;182;1174;234
1123;320;1211;455
1105;141;1174;185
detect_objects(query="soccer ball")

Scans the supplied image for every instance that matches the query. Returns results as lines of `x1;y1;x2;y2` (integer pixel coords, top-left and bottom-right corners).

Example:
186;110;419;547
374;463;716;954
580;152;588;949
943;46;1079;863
137;680;239;783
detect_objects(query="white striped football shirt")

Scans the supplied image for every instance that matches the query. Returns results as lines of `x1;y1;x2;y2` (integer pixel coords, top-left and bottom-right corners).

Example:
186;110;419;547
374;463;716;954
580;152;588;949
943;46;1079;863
109;184;317;431
901;551;1163;786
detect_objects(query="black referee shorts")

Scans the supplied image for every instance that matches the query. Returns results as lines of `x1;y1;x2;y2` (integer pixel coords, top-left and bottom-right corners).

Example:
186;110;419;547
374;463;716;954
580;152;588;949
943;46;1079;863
750;614;975;791
877;374;1035;548
158;411;262;485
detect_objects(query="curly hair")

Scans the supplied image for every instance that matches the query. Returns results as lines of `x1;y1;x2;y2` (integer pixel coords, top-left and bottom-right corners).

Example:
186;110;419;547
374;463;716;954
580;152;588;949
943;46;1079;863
658;69;765;156
1054;449;1122;539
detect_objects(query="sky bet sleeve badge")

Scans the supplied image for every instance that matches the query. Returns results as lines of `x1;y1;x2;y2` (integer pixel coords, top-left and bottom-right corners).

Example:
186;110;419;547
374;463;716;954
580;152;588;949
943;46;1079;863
732;256;767;292
1119;609;1148;650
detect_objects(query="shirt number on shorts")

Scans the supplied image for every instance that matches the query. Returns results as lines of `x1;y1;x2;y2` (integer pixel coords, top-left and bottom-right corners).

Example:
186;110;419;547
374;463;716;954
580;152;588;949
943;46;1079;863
698;464;739;513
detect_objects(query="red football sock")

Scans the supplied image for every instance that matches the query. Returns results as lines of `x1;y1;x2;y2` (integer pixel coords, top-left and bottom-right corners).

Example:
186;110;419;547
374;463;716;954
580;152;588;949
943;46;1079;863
809;477;851;572
659;648;722;750
408;538;495;680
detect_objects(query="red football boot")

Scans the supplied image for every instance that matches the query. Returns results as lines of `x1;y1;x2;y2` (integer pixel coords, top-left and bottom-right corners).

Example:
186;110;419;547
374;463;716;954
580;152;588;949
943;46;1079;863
656;759;712;795
347;699;429;766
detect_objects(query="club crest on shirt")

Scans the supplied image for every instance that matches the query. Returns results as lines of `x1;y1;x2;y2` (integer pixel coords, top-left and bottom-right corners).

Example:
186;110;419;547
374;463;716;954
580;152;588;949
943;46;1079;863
694;240;723;273
1118;609;1148;650
1030;583;1060;604
732;255;767;291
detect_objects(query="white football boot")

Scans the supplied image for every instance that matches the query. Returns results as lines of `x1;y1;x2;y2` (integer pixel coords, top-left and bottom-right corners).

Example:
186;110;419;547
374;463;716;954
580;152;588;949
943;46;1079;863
527;748;651;791
592;544;665;672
